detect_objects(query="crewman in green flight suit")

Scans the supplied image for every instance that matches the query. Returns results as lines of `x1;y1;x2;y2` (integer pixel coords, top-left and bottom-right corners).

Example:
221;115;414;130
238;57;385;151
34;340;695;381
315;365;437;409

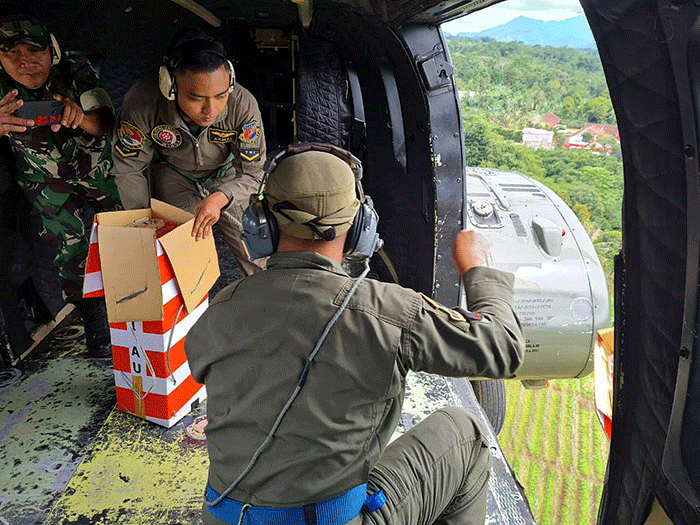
185;142;526;525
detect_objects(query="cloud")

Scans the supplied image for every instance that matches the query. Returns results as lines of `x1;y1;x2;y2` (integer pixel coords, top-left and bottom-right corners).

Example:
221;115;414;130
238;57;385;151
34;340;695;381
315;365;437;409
442;0;584;33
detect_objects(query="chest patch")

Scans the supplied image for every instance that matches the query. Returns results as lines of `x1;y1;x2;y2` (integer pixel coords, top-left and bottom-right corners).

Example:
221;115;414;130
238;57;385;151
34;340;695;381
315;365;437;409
151;125;182;148
208;128;237;144
239;120;260;143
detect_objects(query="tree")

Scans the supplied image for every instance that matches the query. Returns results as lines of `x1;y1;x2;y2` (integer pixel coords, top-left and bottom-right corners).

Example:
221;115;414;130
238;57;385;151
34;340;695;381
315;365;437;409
583;96;613;123
463;118;493;167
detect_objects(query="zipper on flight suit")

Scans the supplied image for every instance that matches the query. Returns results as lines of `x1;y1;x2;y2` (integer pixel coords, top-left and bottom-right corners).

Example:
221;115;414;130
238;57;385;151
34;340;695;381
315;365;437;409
181;126;207;169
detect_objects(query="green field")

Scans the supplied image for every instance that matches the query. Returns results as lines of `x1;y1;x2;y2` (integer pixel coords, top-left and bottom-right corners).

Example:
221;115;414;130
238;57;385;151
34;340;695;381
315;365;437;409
499;375;609;525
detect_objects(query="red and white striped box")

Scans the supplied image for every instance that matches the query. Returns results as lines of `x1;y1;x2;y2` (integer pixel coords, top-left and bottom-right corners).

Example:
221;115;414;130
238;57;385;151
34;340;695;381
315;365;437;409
82;200;219;427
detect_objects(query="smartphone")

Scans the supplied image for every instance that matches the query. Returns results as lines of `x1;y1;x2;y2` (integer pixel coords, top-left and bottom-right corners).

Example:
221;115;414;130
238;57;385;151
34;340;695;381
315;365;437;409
14;99;64;127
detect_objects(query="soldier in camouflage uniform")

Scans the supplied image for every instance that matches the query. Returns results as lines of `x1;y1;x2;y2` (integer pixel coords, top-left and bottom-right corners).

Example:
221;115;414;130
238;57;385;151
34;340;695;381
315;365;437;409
0;12;120;357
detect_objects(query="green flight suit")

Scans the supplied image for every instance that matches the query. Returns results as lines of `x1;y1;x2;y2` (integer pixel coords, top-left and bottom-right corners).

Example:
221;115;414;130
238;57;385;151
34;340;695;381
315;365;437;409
185;252;525;525
0;54;120;301
111;77;266;277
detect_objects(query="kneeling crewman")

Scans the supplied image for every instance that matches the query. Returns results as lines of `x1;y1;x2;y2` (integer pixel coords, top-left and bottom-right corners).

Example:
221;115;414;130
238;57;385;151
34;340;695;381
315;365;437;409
185;143;526;525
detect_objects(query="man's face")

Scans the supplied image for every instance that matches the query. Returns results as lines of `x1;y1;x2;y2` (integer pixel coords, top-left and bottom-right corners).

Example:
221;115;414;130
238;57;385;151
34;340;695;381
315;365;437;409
0;43;51;89
174;65;230;127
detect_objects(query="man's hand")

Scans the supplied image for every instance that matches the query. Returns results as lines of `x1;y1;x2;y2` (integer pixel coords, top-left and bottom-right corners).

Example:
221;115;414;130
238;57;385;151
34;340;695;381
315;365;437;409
192;191;229;241
50;94;84;132
453;230;490;275
0;89;34;135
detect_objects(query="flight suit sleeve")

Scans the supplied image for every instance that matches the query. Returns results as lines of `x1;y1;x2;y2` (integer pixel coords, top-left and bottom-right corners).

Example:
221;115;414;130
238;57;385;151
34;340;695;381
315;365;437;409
405;266;525;379
110;81;157;209
209;88;265;205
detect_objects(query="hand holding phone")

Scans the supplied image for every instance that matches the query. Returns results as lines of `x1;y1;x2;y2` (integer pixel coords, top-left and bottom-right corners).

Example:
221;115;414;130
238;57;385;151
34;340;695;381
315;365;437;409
0;89;34;135
50;94;85;132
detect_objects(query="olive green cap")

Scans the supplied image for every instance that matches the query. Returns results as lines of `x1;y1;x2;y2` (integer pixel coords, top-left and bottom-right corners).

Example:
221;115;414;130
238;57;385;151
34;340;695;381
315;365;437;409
265;151;360;241
0;17;49;52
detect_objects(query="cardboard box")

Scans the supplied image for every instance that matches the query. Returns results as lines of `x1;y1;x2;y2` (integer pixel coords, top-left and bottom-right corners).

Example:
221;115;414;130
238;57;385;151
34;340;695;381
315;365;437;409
83;199;219;427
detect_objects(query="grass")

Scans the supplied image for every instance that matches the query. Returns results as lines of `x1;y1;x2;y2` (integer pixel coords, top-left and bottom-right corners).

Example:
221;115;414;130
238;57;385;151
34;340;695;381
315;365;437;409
499;375;609;525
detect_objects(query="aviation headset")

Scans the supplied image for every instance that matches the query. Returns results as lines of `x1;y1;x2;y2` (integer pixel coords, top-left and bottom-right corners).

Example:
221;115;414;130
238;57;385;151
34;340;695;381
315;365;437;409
0;13;61;66
241;142;383;261
158;31;235;101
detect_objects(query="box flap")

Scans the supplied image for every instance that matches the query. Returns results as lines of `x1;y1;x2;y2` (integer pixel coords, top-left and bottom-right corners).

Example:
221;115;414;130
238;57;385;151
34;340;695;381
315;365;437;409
97;208;151;227
98;225;163;322
158;217;220;313
151;198;196;224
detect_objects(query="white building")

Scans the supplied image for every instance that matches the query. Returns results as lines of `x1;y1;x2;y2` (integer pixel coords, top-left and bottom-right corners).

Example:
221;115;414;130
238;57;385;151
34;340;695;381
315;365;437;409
522;128;554;149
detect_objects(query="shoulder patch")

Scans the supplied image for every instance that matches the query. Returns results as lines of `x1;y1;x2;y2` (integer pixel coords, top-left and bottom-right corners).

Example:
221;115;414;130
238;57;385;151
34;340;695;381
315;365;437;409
419;293;467;323
117;122;145;149
239;120;260;143
239;148;261;162
208;127;237;144
151;125;182;148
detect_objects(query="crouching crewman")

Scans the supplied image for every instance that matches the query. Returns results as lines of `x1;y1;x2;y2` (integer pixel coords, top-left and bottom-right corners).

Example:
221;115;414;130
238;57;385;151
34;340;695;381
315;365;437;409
185;142;526;525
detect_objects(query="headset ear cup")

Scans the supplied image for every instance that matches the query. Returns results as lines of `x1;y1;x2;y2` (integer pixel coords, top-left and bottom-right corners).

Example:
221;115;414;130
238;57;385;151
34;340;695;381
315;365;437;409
344;205;363;255
49;33;61;65
241;199;278;260
344;196;381;259
226;59;236;92
158;65;176;100
264;199;279;252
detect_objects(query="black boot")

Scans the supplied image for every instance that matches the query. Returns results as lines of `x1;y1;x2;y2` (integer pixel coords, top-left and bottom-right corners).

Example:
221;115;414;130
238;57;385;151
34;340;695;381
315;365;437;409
73;298;112;358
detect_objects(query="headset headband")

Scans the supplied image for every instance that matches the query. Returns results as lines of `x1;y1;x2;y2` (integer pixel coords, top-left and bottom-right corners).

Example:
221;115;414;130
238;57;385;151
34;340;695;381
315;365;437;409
256;142;364;202
165;35;227;70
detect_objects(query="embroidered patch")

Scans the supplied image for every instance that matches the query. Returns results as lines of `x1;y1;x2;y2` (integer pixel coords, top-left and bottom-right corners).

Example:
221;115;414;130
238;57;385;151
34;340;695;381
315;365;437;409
419;293;467;323
209;128;237;144
151;125;182;148
117;122;145;149
115;142;140;158
239;148;260;162
239;120;260;143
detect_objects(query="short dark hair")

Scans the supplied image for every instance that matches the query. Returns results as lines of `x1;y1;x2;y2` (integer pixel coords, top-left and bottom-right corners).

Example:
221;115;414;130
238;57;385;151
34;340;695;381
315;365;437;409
166;27;227;76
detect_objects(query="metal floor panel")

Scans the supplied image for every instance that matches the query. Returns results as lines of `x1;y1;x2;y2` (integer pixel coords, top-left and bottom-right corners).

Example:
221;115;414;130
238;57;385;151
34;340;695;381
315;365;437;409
0;357;115;525
46;404;208;525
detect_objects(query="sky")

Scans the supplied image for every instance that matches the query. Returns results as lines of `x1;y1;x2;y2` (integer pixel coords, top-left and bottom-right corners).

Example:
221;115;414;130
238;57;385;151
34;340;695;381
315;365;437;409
441;0;584;34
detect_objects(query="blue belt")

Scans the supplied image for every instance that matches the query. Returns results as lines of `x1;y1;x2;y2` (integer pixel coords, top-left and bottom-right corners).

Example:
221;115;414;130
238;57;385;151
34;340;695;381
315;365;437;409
205;483;386;525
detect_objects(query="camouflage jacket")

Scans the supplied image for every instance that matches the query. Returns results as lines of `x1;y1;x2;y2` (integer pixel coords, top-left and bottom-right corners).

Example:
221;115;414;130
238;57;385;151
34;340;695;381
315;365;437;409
0;54;114;214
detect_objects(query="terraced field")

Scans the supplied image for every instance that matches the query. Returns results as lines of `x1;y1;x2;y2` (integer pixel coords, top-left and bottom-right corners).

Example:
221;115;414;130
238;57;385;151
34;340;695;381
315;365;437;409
499;375;609;525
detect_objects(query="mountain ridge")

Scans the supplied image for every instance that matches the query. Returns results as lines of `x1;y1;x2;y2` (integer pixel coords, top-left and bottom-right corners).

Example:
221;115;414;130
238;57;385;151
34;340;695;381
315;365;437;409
447;15;596;50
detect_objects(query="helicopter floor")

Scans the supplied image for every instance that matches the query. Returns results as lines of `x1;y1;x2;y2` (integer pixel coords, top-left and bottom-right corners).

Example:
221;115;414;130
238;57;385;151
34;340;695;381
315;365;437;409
0;312;535;525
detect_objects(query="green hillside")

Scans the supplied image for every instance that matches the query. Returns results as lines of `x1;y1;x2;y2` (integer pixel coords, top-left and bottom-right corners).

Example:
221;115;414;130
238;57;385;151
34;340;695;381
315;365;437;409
449;37;613;128
447;36;617;524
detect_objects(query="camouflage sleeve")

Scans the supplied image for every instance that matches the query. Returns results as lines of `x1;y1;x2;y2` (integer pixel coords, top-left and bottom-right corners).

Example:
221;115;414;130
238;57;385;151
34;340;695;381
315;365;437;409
209;86;265;204
406;267;525;379
110;81;157;210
